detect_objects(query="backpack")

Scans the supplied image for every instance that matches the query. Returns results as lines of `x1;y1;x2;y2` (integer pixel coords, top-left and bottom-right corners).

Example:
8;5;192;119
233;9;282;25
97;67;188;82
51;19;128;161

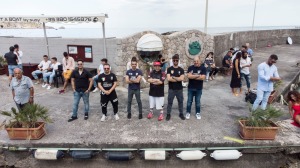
245;92;257;104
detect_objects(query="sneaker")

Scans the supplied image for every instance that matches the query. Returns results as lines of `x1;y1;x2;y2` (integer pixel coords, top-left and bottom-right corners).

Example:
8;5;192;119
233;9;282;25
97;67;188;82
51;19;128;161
196;113;201;120
185;113;190;120
92;88;98;93
42;83;48;88
58;90;65;94
127;113;131;119
147;112;153;119
84;113;89;120
114;114;119;120
139;113;143;119
205;79;208;82
100;115;107;122
68;116;78;122
179;114;185;120
158;113;164;121
166;114;171;121
47;85;51;90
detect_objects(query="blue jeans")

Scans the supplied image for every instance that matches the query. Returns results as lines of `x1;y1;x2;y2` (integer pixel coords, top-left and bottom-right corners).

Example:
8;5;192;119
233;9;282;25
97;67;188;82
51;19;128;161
72;91;90;117
32;70;46;80
167;89;184;115
186;89;202;114
8;65;18;75
93;75;99;87
241;73;251;89
42;72;56;83
17;64;23;70
127;89;142;114
206;70;210;80
252;89;271;111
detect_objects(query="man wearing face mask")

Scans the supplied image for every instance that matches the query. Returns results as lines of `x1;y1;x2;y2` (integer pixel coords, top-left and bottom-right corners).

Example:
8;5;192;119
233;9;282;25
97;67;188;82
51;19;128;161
240;51;252;93
252;54;281;111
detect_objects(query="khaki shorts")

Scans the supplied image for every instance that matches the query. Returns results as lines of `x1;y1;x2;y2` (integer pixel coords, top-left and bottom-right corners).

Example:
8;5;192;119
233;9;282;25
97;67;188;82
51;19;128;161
63;70;73;79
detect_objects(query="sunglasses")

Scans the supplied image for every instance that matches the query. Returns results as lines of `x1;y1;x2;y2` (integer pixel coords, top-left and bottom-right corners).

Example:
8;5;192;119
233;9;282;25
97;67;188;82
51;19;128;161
78;64;83;65
104;68;110;70
173;60;179;62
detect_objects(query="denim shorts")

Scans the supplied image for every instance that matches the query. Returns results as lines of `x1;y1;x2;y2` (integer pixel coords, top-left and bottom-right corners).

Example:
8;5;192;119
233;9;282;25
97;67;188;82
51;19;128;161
8;65;18;75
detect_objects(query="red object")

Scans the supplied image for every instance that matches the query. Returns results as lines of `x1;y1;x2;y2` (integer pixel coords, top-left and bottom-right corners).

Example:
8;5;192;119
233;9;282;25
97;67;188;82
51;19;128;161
147;112;153;119
291;105;300;127
158;113;164;121
153;62;161;66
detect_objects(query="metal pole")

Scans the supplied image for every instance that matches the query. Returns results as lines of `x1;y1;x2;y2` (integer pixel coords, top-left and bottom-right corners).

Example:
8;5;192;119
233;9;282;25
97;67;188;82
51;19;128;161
43;22;50;56
204;0;208;33
252;0;257;31
102;22;107;58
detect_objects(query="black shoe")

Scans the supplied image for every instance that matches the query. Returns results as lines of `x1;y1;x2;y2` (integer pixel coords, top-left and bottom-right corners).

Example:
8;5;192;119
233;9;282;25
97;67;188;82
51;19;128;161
84;114;89;120
68;116;78;122
179;114;185;120
166;114;171;121
139;113;143;119
127;113;131;119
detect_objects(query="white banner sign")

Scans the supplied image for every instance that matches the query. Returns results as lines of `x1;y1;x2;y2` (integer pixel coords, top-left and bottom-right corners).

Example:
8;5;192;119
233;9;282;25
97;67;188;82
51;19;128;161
0;15;106;23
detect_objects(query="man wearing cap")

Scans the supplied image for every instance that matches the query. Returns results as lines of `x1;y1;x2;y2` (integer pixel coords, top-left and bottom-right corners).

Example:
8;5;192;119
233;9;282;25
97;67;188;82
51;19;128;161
147;61;166;121
166;54;185;121
186;57;206;120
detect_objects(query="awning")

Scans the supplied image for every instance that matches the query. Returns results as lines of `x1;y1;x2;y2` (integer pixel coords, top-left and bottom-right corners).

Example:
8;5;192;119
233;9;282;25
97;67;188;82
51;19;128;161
0;14;108;24
137;34;163;51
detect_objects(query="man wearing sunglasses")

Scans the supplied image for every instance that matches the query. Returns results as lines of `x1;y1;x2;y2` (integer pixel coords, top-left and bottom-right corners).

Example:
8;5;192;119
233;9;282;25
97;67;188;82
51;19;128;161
68;60;93;122
166;54;185;121
186;57;206;120
98;64;119;121
252;54;280;111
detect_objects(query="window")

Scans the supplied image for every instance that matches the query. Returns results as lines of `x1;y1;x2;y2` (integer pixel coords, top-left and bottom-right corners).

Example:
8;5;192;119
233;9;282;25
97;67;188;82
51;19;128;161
67;45;93;62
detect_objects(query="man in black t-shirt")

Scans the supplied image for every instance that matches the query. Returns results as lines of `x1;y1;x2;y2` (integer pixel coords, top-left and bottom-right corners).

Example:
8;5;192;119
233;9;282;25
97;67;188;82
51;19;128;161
98;63;119;122
147;61;166;121
4;46;18;83
166;54;185;121
126;60;143;119
68;60;93;122
186;57;206;120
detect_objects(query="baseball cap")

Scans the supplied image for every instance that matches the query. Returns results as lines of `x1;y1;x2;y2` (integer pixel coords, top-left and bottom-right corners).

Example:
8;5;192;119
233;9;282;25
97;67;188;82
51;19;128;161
153;62;161;66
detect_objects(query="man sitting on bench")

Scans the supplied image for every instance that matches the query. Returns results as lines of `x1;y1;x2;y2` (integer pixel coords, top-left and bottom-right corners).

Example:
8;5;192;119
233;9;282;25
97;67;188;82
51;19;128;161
221;50;233;75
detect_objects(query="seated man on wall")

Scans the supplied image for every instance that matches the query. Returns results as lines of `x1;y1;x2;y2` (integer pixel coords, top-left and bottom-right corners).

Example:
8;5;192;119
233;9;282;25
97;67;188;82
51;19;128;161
221;51;233;75
31;55;51;86
42;57;61;90
58;52;75;94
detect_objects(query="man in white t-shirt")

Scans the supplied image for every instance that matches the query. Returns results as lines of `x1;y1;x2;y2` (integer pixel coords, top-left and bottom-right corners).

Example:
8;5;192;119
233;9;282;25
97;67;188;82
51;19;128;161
31;55;51;85
14;44;23;70
240;51;252;93
42;57;61;90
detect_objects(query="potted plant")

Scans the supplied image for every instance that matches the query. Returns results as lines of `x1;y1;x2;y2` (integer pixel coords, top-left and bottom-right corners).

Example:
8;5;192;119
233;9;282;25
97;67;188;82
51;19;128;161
0;104;52;140
0;55;8;75
268;80;282;104
238;106;283;140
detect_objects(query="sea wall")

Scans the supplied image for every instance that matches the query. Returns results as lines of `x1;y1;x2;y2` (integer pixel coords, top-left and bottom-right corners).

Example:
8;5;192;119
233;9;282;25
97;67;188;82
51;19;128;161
213;29;300;66
0;37;118;71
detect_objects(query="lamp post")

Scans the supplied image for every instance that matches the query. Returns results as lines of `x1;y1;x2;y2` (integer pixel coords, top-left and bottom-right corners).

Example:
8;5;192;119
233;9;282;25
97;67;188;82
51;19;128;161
252;0;257;31
204;0;208;33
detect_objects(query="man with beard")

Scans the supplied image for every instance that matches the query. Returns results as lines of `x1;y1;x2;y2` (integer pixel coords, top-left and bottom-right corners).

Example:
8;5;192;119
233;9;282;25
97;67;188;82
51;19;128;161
240;51;252;93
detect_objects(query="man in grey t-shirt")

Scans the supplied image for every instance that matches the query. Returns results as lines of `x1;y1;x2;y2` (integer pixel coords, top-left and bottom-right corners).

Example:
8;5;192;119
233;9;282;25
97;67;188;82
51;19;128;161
10;68;34;111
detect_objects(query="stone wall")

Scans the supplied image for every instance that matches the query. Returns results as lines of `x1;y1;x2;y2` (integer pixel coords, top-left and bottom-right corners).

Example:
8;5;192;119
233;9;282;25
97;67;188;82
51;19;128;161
116;29;214;86
213;29;300;66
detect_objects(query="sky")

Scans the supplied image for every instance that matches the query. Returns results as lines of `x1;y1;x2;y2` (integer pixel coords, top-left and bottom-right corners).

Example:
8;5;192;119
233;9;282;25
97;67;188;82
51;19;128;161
0;0;299;29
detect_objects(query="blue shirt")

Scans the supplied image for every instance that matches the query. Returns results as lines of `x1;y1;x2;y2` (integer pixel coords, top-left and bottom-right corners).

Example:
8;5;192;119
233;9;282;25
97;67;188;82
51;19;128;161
247;48;254;57
126;69;143;90
257;62;279;91
10;76;33;104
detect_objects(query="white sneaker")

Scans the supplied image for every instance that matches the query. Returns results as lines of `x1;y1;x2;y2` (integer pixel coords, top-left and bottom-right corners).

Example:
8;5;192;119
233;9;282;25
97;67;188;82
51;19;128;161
47;85;51;90
92;88;98;93
196;113;202;120
100;115;107;122
114;114;119;121
185;113;190;120
42;83;48;88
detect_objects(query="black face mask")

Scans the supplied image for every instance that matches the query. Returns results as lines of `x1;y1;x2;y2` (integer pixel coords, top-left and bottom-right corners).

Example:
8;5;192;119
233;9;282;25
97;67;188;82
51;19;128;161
242;56;247;59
